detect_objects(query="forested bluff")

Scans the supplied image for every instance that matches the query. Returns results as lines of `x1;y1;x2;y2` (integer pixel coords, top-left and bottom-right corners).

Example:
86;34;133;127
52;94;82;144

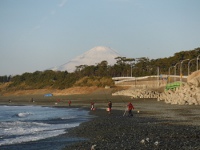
0;47;200;91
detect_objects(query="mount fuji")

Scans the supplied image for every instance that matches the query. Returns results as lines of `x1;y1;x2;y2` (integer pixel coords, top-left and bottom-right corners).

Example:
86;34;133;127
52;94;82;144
51;46;121;73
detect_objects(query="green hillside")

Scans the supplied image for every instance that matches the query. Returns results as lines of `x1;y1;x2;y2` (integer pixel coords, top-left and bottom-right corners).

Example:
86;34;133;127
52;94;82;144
0;47;200;91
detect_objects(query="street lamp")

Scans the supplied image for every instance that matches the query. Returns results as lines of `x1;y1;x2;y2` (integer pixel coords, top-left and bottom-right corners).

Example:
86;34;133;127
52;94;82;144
128;58;135;77
168;66;174;83
131;64;132;77
157;67;159;87
188;58;196;75
197;55;200;71
174;62;180;82
180;59;189;84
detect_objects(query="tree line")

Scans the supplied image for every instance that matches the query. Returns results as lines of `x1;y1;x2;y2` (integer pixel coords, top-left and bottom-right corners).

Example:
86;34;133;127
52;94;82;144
0;75;12;83
1;47;200;90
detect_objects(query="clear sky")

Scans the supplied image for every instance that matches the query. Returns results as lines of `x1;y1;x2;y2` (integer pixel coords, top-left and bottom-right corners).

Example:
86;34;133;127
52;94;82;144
1;0;200;76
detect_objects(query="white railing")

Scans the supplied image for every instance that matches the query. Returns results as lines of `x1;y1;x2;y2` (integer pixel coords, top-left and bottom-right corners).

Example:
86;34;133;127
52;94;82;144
112;75;188;87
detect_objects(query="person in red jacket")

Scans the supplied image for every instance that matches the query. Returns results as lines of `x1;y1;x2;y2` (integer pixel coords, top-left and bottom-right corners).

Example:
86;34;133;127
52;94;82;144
127;102;134;116
68;100;71;107
91;102;95;110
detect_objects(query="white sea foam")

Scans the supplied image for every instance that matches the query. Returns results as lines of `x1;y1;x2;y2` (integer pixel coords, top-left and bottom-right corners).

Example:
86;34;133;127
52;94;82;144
0;105;89;146
61;115;77;120
0;122;80;146
0;129;65;146
17;112;33;118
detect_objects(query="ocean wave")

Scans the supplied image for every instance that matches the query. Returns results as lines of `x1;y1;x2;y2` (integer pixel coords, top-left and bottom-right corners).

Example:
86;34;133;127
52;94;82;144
0;120;80;146
0;129;65;146
16;112;33;118
0;121;49;135
0;106;90;147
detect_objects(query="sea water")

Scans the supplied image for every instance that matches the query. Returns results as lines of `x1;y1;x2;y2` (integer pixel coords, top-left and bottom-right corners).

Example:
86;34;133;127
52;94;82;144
0;105;91;150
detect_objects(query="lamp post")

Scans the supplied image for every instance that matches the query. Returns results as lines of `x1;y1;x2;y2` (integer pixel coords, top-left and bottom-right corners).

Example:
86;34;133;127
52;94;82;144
180;59;189;84
168;66;174;83
174;62;180;82
197;55;200;71
128;58;135;77
157;67;159;87
188;58;195;75
131;64;132;77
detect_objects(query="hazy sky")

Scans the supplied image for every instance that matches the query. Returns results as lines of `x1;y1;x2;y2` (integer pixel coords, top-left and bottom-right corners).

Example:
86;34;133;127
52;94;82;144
1;0;200;76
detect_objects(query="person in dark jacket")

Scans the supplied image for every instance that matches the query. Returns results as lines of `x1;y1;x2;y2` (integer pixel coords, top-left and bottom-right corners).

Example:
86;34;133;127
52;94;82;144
108;101;112;114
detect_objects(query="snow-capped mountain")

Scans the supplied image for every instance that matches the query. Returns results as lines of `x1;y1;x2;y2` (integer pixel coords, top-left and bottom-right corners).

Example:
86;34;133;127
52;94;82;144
51;46;121;72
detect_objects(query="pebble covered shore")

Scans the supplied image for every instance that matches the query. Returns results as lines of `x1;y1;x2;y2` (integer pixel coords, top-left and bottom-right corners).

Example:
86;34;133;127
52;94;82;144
64;109;200;150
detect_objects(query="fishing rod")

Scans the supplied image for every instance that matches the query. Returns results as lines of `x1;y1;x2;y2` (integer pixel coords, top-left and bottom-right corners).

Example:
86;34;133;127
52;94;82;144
103;87;128;116
118;94;128;116
117;92;138;116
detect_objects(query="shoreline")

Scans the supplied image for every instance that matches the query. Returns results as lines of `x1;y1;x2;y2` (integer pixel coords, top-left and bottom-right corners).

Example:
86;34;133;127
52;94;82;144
63;107;200;150
1;95;199;126
1;93;200;149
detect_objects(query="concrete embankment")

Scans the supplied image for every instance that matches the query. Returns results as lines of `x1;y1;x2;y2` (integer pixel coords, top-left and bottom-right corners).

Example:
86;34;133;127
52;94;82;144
113;70;200;105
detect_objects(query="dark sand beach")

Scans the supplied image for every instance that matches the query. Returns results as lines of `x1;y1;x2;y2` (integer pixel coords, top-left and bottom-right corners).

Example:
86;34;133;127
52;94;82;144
62;98;200;150
64;109;200;150
0;89;200;150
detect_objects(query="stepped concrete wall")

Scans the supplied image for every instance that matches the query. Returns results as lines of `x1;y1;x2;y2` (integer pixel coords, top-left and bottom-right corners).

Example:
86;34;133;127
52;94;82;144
113;70;200;105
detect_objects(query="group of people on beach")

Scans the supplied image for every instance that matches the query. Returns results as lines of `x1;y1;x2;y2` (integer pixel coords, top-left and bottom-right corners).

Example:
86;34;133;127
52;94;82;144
90;100;135;116
67;99;134;116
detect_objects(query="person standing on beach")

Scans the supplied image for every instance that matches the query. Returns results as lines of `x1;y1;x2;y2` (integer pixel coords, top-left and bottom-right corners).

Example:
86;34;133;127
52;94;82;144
31;98;34;103
91;102;95;110
68;100;71;107
127;102;134;116
108;101;112;114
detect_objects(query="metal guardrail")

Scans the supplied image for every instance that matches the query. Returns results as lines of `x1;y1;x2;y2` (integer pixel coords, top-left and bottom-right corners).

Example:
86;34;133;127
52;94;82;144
112;75;187;88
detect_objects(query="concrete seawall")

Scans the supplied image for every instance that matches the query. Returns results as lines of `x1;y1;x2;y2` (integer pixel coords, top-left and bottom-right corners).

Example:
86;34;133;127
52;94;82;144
113;71;200;105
